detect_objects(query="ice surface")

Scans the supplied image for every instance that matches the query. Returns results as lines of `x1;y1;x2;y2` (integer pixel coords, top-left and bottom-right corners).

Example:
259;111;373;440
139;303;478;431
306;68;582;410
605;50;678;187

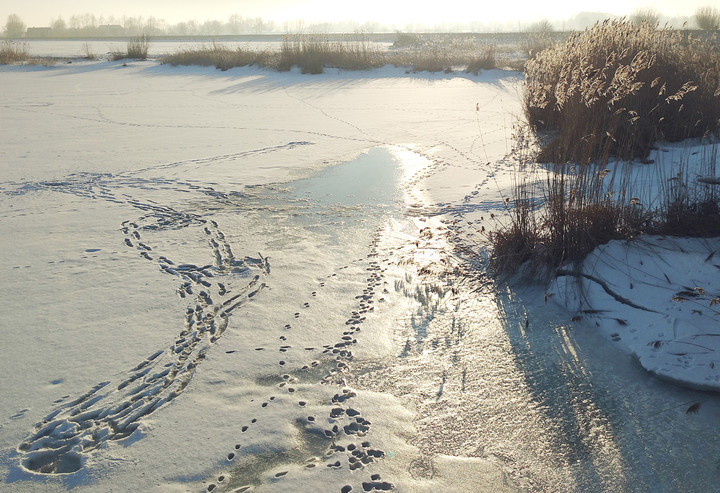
2;58;720;493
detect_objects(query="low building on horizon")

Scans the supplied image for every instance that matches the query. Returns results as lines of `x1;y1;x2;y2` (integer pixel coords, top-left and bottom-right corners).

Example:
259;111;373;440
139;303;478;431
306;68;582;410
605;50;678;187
26;27;53;38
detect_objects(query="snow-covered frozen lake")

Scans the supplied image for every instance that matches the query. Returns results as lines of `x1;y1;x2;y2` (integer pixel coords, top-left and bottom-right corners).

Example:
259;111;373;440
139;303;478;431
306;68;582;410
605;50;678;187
2;60;720;492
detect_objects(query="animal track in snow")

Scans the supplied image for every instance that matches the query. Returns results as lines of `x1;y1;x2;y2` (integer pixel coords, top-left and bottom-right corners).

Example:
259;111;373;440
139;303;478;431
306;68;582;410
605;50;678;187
205;240;394;492
16;203;270;475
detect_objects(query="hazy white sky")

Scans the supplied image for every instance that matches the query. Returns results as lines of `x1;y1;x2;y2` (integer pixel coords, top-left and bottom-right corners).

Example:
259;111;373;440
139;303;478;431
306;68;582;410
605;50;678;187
2;0;713;27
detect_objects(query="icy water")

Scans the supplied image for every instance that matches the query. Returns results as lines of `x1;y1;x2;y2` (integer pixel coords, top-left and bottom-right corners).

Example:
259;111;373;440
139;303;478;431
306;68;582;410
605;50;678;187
3;145;720;492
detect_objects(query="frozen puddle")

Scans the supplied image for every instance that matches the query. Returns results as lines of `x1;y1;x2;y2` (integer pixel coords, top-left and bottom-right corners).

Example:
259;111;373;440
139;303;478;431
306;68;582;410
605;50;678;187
290;147;401;210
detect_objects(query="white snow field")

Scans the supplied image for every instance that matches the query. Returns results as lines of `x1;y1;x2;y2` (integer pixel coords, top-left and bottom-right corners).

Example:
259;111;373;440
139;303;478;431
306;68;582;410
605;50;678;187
1;58;720;493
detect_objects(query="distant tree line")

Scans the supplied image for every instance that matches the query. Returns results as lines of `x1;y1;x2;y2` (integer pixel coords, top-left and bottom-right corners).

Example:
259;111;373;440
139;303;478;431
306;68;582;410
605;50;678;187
2;13;401;38
630;6;719;29
3;7;720;39
695;6;720;30
4;13;287;38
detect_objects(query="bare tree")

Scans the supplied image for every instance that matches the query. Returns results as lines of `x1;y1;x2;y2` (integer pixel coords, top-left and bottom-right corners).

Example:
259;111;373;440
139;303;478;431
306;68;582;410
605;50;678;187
695;6;720;30
172;20;199;36
5;14;26;38
122;16;146;36
68;13;98;35
527;19;555;33
51;16;67;33
526;19;555;59
143;16;165;36
631;8;660;27
201;20;223;35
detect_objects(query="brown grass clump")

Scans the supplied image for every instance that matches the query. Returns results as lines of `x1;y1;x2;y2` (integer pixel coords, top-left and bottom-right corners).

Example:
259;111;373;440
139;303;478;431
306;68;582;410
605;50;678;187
0;41;54;66
111;35;151;61
278;34;383;74
274;33;497;74
661;199;720;236
657;147;720;237
391;35;497;73
126;34;151;60
534;162;650;268
525;20;720;165
162;42;273;71
159;33;499;74
465;45;497;74
489;133;719;277
0;40;29;64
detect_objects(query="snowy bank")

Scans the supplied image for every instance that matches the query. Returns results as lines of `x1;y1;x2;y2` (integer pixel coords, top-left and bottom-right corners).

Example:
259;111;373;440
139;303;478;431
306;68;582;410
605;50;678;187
550;233;720;391
543;137;720;392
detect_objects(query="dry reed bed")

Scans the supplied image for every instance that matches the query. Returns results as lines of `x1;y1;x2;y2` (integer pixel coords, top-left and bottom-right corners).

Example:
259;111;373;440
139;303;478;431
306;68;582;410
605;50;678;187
0;40;29;64
0;32;556;71
161;34;501;73
525;21;720;164
0;40;58;65
491;21;720;276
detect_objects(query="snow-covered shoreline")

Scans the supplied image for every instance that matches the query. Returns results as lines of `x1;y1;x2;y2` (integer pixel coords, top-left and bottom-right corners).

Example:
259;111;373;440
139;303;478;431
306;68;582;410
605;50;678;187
549;234;720;392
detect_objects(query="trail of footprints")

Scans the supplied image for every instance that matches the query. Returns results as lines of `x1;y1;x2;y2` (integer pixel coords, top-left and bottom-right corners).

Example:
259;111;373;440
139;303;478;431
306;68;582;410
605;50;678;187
205;232;395;493
17;206;269;475
11;171;408;488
